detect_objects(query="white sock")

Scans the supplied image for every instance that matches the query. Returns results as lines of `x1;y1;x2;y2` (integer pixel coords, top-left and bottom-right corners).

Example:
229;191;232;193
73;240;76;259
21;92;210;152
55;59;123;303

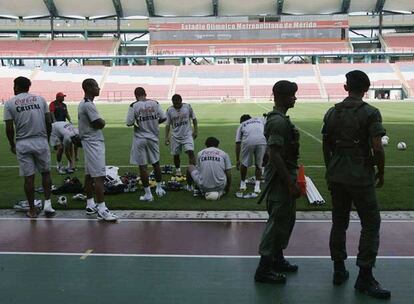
97;202;107;211
255;180;260;188
240;180;246;188
144;186;151;196
176;168;181;175
156;183;163;191
86;198;95;208
44;199;52;209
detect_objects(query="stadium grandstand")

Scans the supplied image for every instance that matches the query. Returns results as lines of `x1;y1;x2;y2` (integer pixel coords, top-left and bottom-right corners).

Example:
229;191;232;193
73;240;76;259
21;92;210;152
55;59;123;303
0;0;412;103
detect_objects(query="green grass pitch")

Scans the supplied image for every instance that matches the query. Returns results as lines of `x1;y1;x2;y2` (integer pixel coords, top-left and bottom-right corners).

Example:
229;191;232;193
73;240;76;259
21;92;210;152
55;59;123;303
0;101;413;211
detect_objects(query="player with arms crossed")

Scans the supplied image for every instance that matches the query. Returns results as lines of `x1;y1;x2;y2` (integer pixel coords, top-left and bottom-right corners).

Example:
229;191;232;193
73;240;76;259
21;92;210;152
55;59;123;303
78;78;117;221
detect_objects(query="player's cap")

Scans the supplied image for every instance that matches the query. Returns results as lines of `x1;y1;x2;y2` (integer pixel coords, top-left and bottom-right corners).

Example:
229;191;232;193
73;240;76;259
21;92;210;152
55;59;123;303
56;92;66;98
272;80;298;95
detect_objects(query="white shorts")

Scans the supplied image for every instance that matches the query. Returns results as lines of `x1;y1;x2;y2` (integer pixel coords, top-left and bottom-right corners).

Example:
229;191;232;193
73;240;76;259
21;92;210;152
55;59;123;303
241;144;266;168
170;136;194;155
50;133;61;147
190;169;225;194
82;140;106;177
16;138;51;176
50;134;71;148
130;137;160;166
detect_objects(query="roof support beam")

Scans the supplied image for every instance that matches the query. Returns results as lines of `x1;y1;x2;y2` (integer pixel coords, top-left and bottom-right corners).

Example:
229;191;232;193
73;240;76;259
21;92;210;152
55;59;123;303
212;0;218;16
341;0;351;13
112;0;124;17
43;0;59;17
146;0;155;17
375;0;386;12
276;0;284;15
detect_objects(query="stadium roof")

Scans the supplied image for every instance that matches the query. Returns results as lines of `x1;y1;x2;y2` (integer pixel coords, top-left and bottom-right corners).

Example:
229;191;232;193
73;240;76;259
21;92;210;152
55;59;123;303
0;0;412;19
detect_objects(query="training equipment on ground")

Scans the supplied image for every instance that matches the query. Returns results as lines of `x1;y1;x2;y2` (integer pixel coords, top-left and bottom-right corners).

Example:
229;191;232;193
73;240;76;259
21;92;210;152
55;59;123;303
381;136;389;146
205;191;220;201
246;176;263;185
162;181;183;191
397;142;407;150
161;165;174;175
235;192;258;199
52;177;83;195
13;199;42;212
305;176;325;205
72;193;87;201
297;165;307;196
57;196;68;206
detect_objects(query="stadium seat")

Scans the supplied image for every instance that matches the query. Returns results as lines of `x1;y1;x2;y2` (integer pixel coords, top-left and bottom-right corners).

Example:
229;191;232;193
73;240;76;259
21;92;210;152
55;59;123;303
100;65;175;101
175;65;244;99
249;64;321;99
318;63;402;99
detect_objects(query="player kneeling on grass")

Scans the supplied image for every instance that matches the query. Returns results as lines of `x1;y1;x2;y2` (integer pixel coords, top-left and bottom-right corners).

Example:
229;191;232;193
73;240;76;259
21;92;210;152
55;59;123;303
50;121;79;174
4;76;55;218
235;114;267;194
165;94;198;190
78;79;117;222
188;137;232;201
126;87;167;202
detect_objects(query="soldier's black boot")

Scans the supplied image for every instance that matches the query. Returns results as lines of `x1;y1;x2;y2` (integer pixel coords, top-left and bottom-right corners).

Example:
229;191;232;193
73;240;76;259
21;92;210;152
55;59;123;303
354;267;391;299
255;255;287;284
274;250;298;273
333;261;349;285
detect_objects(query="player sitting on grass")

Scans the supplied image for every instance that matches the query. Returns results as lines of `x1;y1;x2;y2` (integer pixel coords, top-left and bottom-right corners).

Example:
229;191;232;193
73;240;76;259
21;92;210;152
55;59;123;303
235;114;267;194
188;137;232;201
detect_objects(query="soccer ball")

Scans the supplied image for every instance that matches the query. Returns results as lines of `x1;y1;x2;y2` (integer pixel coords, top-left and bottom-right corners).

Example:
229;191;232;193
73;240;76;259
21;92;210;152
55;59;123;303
397;142;407;150
381;137;389;146
57;195;68;206
382;135;389;141
205;192;220;201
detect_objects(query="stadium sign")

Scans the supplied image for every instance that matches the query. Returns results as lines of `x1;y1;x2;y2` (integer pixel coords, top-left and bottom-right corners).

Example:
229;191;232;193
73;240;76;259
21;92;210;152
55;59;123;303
149;21;349;31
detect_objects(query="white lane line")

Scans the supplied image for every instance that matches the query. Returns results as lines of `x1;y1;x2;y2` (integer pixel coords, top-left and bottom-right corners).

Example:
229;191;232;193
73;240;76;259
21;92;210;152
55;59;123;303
80;249;93;260
0;251;413;259
255;103;323;144
0;217;413;223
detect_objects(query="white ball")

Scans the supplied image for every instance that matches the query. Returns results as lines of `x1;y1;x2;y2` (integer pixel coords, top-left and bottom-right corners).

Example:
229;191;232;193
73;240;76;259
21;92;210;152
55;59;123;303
382;135;389;141
57;195;68;206
397;142;407;150
381;138;389;146
205;191;220;201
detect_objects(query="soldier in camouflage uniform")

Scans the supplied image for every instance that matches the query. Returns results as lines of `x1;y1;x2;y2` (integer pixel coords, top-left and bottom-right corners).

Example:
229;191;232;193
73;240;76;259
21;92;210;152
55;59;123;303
255;80;301;285
322;70;390;299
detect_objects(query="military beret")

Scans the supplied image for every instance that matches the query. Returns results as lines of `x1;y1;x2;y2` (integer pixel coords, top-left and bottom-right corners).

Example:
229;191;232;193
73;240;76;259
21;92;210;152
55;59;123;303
272;80;298;95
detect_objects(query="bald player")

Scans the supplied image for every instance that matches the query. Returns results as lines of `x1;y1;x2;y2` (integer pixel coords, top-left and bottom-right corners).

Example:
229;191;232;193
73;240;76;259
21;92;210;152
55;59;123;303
126;87;167;202
165;94;198;187
50;121;79;174
4;76;55;218
78;78;117;221
188;137;232;201
235;114;267;193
